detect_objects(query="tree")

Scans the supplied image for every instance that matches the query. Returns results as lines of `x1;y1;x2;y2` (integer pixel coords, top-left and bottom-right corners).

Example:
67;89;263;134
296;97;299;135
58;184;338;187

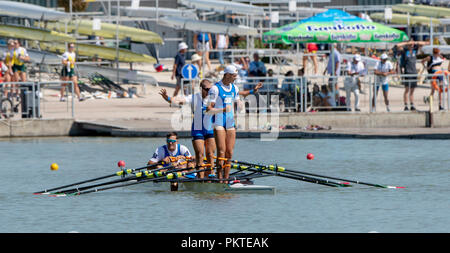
58;0;87;12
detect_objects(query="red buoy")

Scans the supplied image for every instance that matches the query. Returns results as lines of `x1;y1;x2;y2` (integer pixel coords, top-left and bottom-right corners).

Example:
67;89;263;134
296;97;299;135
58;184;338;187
118;160;126;168
306;153;314;160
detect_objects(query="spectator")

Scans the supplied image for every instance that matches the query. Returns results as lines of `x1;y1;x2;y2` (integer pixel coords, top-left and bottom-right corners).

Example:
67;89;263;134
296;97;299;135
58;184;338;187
171;42;188;97
281;71;296;112
0;56;8;82
191;53;203;79
249;51;267;77
422;47;446;110
373;53;396;112
296;68;308;111
314;84;336;111
264;68;278;92
303;43;318;74
344;54;365;112
60;43;84;102
215;34;229;67
324;43;341;102
396;39;429;111
194;32;213;72
231;57;248;87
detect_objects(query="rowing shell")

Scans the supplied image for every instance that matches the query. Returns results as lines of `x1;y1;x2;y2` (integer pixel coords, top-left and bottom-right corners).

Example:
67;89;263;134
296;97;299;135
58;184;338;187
126;180;276;194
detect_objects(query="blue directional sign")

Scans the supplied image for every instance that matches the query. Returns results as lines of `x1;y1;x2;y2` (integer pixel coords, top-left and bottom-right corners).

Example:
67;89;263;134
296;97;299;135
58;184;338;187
181;64;199;80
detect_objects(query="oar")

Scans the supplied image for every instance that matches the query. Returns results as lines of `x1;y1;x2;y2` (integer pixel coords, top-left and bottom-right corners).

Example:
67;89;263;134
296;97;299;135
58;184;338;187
73;166;214;196
279;168;405;189
33;162;165;195
231;158;404;189
34;156;192;195
53;162;189;195
232;164;348;188
212;157;345;187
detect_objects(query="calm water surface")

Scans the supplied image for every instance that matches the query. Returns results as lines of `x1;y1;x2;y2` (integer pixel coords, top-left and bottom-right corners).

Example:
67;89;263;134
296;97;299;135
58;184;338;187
0;137;448;233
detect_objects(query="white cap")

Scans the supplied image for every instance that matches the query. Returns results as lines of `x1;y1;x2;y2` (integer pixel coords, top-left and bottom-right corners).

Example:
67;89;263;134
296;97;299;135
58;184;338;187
221;65;238;75
380;53;388;60
191;54;201;62
178;42;188;51
353;54;361;61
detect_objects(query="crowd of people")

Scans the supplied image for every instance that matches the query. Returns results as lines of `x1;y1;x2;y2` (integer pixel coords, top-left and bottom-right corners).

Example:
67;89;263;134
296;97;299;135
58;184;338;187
0;39;86;103
0;39;30;98
171;39;450;113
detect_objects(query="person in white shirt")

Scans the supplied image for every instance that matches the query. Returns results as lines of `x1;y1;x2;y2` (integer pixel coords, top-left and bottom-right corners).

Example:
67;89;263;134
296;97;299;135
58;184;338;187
344;54;365;111
373;53;395;112
147;132;195;191
60;43;84;102
215;34;229;66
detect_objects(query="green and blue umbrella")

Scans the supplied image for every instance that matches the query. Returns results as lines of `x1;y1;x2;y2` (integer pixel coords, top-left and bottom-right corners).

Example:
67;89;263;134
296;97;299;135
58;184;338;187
263;9;409;44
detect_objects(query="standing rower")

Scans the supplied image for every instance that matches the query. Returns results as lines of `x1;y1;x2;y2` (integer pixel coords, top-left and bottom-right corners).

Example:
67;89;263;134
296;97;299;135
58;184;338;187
60;43;84;102
12;40;29;97
159;80;215;179
2;39;15;97
207;65;262;182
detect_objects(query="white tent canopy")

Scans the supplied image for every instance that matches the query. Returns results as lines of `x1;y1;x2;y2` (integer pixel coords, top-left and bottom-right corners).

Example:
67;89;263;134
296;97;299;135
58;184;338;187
0;1;70;21
158;16;259;36
179;0;265;16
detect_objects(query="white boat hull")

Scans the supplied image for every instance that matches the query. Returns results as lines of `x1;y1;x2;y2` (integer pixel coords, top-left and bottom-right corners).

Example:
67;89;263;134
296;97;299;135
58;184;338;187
126;180;275;194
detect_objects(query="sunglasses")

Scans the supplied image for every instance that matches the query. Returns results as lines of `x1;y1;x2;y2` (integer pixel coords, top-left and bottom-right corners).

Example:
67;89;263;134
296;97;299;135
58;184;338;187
201;87;210;92
167;139;177;143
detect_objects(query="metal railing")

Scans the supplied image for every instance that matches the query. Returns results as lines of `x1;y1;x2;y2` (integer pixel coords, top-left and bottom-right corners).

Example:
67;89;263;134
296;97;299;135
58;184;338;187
0;81;75;119
179;72;450;113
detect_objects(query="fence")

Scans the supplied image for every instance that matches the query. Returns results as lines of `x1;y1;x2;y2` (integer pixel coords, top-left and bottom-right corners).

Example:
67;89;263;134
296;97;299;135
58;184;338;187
180;72;450;113
0;81;75;119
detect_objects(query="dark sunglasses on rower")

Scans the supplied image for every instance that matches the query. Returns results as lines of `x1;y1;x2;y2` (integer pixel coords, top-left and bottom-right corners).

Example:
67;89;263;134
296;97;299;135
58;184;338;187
167;139;177;143
201;87;210;92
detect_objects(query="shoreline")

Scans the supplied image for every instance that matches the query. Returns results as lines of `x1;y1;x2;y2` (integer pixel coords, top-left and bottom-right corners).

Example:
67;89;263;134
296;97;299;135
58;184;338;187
2;111;450;139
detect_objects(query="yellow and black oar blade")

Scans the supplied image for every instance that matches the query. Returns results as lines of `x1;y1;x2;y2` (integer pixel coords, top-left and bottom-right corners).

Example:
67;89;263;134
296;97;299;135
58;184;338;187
33;161;170;195
74;165;213;196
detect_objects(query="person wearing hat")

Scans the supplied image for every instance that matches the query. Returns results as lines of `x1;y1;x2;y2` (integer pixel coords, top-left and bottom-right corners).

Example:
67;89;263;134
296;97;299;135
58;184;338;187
206;65;262;182
172;42;188;97
191;53;203;79
344;54;366;111
374;53;395;112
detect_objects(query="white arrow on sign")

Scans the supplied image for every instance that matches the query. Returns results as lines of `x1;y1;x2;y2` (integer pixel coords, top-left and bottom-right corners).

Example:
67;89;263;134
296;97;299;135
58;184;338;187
187;64;193;80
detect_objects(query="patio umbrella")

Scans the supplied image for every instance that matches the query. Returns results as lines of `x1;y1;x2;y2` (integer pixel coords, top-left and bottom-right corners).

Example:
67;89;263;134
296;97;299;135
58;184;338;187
263;9;409;44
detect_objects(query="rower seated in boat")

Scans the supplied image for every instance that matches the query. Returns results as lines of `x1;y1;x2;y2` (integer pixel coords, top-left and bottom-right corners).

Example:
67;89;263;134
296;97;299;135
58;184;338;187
147;132;195;190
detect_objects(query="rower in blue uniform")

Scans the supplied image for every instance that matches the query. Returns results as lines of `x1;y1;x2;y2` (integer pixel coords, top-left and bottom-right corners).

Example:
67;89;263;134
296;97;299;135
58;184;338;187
159;80;216;178
207;65;262;181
